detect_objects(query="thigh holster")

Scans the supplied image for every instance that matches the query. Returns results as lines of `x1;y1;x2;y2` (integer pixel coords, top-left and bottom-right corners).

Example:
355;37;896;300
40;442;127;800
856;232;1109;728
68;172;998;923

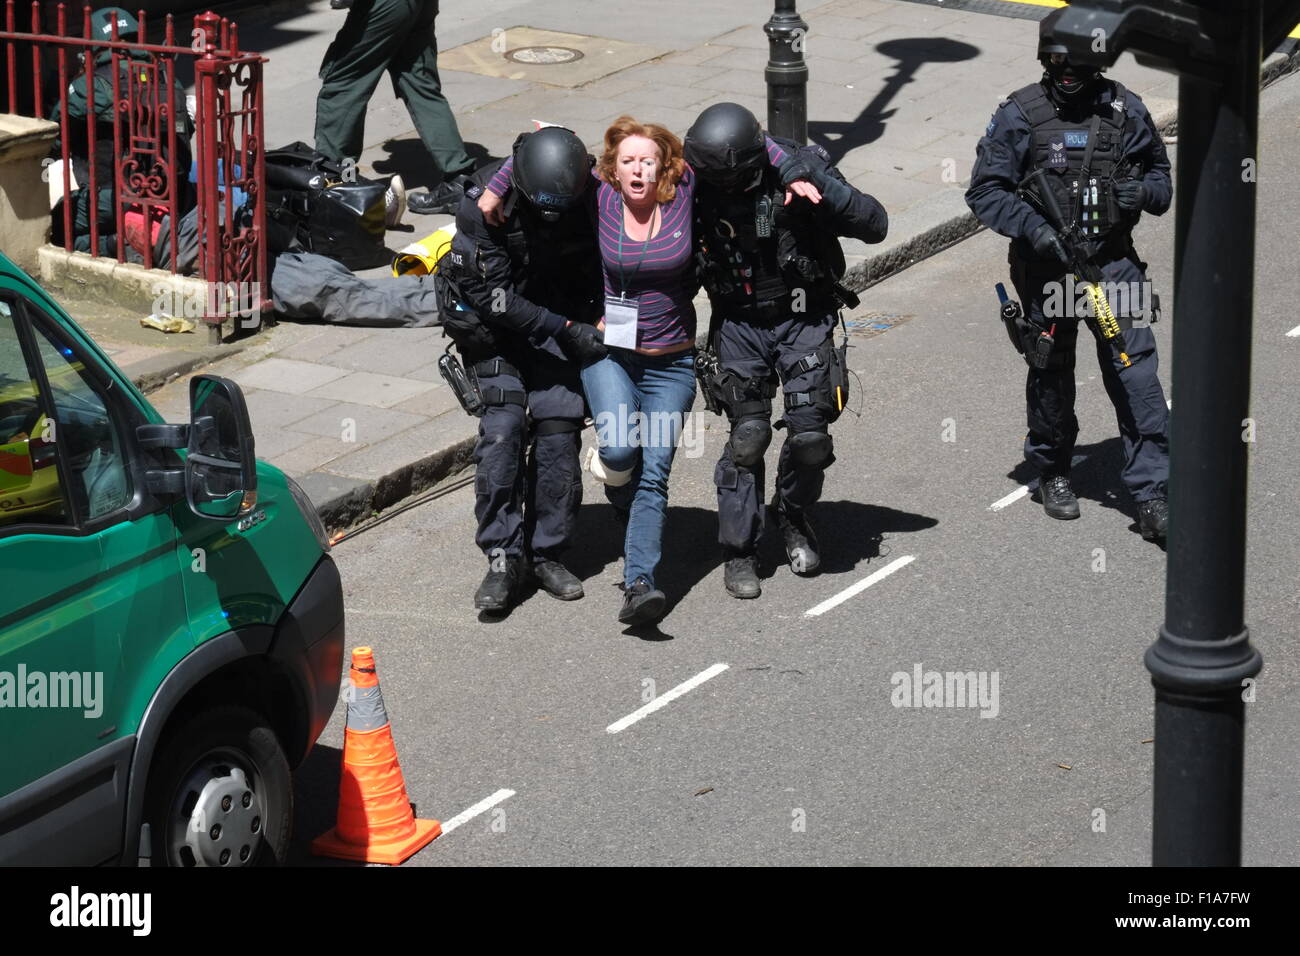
716;370;777;422
783;341;844;420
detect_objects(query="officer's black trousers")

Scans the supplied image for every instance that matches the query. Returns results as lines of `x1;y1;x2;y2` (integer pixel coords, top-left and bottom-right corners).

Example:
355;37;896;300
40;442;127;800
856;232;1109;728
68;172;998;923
713;310;837;554
472;355;585;565
1011;253;1170;503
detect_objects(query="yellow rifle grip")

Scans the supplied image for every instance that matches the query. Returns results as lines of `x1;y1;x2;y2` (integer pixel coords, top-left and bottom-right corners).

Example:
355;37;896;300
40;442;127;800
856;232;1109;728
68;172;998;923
1086;282;1132;367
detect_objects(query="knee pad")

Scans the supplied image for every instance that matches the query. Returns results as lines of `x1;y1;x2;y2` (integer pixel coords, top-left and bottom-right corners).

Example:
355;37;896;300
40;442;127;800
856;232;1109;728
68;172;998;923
729;418;772;468
788;429;833;467
584;446;633;487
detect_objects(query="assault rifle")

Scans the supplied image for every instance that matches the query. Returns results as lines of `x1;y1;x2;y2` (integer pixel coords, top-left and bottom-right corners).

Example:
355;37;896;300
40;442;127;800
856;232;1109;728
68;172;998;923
1020;168;1133;368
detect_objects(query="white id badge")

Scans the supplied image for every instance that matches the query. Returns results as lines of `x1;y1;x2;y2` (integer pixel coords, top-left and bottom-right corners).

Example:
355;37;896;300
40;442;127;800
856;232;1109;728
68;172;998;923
603;294;638;350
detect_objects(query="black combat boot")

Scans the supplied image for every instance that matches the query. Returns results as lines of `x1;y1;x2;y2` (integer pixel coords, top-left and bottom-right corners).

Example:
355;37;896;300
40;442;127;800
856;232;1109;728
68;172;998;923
1137;498;1169;541
408;181;464;215
532;559;584;600
777;507;821;575
618;576;666;626
723;550;761;599
474;555;523;612
1039;475;1081;520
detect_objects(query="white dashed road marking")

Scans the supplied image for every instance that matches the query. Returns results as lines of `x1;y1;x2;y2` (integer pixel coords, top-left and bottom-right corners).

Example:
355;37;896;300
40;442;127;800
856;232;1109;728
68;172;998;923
989;486;1031;511
438;788;516;835
804;555;916;617
988;454;1089;511
606;663;730;734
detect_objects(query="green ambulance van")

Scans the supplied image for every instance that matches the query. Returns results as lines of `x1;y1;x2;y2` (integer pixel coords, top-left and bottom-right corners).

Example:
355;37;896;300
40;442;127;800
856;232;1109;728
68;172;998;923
0;251;345;866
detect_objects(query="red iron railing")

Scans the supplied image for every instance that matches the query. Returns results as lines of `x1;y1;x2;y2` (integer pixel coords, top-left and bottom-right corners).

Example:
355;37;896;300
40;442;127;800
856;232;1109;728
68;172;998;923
0;3;267;341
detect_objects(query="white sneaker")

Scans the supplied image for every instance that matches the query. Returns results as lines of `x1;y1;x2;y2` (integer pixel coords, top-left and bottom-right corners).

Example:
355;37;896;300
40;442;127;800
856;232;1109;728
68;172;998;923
583;446;632;487
385;174;406;228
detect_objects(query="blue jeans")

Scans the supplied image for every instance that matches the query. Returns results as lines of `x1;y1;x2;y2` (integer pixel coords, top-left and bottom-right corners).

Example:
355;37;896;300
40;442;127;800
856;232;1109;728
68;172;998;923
581;349;696;588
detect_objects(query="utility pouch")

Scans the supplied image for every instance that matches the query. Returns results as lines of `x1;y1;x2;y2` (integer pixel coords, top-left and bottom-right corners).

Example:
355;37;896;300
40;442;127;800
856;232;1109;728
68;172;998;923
438;348;485;418
1029;326;1055;370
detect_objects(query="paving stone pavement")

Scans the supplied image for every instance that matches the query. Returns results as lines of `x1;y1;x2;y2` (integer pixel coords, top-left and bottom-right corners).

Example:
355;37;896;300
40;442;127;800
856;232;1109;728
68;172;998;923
76;0;1298;524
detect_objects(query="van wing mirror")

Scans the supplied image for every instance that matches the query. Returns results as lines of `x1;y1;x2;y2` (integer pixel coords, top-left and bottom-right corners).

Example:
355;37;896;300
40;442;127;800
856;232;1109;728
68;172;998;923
185;375;257;520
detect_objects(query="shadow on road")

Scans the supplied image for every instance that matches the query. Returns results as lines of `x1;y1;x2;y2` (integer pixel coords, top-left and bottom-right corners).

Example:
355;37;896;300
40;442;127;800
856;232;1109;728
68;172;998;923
1007;435;1162;543
808;37;981;165
288;742;365;866
371;138;500;191
774;499;939;577
559;497;937;639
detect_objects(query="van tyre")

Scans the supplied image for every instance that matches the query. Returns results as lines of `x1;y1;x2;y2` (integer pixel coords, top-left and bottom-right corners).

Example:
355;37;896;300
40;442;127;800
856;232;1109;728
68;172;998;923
144;704;292;867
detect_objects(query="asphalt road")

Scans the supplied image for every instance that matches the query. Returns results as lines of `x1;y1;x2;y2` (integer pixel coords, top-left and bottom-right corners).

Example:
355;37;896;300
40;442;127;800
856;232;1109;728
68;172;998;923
287;74;1300;867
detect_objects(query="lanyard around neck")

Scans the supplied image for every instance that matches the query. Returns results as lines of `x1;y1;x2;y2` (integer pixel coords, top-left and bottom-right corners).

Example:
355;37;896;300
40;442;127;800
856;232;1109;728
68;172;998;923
617;200;658;299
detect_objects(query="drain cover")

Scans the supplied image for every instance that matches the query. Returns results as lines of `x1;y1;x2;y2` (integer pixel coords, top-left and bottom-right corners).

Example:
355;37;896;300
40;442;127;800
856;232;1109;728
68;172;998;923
504;46;585;65
844;312;915;337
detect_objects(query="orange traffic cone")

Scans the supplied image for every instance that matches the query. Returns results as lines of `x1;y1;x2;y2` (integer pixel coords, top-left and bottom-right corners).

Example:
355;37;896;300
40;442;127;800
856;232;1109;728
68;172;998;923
312;647;441;864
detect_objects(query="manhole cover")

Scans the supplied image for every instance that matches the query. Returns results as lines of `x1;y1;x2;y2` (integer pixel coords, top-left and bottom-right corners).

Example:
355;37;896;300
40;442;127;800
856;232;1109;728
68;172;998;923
844;312;915;337
504;46;585;65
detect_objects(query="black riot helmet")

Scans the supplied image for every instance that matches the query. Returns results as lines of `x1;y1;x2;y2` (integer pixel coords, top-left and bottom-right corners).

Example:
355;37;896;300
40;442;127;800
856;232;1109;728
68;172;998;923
510;126;591;222
1037;31;1101;102
684;103;767;192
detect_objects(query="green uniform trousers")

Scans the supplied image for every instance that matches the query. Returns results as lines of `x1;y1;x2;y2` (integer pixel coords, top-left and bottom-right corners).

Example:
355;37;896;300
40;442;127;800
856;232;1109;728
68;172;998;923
314;0;473;177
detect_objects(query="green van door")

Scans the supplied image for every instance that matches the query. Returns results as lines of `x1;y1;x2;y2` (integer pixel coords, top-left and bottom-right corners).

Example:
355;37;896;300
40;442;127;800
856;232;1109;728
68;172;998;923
0;287;190;864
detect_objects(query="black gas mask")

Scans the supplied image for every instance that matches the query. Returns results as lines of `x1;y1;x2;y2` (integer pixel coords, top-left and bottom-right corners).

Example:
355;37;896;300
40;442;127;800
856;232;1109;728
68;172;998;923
1038;40;1101;103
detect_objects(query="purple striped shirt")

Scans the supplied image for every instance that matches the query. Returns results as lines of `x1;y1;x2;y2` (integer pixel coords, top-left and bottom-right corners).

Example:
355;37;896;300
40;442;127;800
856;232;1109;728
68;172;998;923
598;168;696;349
486;137;789;350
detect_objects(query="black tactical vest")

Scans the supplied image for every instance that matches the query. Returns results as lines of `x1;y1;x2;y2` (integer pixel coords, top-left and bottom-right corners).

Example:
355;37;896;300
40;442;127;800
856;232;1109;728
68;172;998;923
694;165;842;316
442;159;602;336
1010;80;1132;241
511;204;602;323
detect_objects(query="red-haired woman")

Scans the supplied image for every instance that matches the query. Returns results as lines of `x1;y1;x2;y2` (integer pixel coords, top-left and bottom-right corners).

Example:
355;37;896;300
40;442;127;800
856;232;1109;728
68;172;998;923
478;117;801;626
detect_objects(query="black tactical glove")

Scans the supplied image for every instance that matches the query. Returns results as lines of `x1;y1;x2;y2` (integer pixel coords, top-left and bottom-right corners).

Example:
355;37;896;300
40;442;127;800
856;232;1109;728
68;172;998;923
1112;179;1149;212
559;321;607;366
778;154;819;189
1028;222;1071;267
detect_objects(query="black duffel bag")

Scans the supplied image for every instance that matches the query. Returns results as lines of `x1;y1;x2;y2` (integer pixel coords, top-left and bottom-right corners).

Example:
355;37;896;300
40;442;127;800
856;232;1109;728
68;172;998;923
264;141;389;270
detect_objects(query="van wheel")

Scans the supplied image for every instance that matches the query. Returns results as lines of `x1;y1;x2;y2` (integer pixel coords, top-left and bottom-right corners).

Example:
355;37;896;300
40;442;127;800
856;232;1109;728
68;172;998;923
144;704;292;867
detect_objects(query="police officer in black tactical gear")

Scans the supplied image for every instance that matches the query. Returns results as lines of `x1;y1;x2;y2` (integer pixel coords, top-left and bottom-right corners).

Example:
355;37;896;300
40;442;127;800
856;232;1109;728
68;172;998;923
685;103;888;599
966;27;1171;542
440;126;607;612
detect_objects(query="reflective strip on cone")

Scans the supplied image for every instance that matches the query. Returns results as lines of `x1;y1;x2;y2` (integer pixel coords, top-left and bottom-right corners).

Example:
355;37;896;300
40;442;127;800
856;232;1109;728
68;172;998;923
335;726;420;846
312;646;441;864
347;682;389;732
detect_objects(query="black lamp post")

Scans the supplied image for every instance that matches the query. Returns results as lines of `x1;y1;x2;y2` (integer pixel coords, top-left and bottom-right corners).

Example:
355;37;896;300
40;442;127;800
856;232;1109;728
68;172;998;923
1044;0;1300;866
764;0;808;143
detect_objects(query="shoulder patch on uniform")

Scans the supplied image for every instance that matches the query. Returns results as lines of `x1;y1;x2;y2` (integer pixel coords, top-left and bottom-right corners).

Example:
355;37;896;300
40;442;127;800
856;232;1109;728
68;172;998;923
1112;99;1126;113
986;119;997;136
